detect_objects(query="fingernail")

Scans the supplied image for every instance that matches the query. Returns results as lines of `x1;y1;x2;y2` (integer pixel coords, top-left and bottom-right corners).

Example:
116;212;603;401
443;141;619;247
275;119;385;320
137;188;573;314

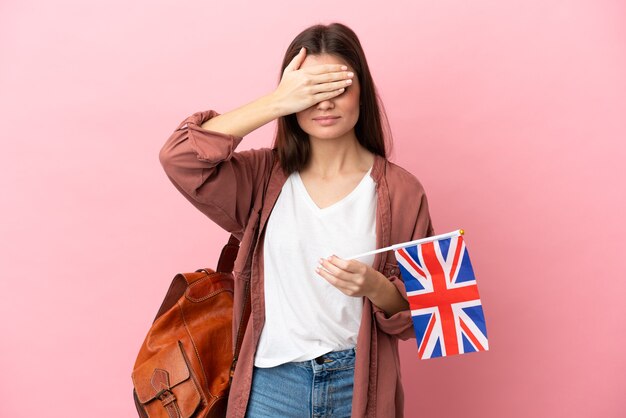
341;65;348;70
347;72;354;77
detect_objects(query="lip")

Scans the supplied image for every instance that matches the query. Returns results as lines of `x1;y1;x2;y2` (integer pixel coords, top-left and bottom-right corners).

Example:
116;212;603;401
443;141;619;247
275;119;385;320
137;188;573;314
312;116;340;126
313;116;339;126
312;116;340;120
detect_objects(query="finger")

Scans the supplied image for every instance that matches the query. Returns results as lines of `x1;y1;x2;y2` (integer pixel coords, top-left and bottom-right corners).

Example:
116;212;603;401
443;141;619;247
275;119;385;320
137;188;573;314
318;257;346;278
311;79;352;94
312;88;346;102
305;63;349;75
284;47;307;72
318;257;361;283
311;70;354;85
315;264;346;287
315;267;359;296
324;255;360;273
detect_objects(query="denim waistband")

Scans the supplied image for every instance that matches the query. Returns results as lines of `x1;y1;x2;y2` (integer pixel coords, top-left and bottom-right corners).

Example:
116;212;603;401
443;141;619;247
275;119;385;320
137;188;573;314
290;347;357;371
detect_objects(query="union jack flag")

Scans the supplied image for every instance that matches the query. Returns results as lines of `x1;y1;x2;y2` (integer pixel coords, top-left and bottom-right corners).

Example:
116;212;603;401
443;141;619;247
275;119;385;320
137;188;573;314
394;233;489;360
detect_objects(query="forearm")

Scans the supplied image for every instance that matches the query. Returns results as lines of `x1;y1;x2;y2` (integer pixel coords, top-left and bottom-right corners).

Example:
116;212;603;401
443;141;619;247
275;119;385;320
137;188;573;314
367;272;410;318
200;93;284;138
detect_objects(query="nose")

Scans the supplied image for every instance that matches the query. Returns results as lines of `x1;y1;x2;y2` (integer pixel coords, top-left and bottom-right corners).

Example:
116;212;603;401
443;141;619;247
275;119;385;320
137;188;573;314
316;98;335;110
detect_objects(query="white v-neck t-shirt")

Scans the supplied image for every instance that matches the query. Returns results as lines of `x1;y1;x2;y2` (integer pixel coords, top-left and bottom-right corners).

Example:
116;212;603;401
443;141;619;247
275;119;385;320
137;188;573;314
254;166;377;368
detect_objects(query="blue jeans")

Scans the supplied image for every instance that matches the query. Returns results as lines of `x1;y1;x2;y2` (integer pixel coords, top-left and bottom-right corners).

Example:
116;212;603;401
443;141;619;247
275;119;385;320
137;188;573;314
245;347;356;418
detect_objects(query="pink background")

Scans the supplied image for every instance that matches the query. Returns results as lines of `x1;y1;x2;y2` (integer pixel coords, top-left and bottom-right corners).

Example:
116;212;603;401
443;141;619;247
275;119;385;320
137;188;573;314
1;1;624;417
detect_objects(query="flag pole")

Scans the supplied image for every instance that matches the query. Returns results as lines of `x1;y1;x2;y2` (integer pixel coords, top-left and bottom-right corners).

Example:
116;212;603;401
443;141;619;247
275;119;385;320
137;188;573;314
344;229;465;260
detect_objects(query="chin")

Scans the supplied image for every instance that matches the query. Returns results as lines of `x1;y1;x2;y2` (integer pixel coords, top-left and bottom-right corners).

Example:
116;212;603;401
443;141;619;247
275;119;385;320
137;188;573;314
307;130;346;140
301;124;355;141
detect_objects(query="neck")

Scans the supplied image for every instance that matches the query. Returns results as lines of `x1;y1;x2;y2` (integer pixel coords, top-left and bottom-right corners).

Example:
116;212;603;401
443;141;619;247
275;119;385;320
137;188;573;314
306;132;372;178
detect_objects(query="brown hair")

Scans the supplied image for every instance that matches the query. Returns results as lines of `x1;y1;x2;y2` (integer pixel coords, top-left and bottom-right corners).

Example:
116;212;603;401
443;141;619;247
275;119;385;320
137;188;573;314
273;22;393;175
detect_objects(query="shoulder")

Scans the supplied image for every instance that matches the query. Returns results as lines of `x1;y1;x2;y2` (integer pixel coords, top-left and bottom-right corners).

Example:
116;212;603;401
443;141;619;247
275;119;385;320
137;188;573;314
383;159;428;197
382;158;435;239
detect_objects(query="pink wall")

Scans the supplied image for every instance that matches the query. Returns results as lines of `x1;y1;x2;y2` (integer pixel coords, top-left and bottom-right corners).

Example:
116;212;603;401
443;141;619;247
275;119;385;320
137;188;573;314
1;1;624;417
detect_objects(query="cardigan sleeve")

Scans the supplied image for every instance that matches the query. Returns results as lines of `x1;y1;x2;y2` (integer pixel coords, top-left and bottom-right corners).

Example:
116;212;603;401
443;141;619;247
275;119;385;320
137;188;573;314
158;110;273;239
372;190;435;340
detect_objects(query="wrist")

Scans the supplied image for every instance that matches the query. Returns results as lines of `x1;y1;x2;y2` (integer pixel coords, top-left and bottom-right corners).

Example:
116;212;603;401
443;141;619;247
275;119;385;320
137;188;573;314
263;91;287;119
367;270;409;317
367;270;392;304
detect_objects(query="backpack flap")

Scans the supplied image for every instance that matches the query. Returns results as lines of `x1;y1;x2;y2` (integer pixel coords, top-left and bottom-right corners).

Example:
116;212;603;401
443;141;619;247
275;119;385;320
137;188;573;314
132;341;202;418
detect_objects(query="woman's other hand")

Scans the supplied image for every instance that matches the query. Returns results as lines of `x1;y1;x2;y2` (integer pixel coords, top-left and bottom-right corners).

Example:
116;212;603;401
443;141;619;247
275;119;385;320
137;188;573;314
316;255;387;298
316;255;409;317
271;47;354;115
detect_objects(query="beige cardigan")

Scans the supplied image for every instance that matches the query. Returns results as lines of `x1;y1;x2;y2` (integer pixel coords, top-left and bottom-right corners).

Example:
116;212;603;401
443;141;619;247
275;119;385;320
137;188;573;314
159;110;435;417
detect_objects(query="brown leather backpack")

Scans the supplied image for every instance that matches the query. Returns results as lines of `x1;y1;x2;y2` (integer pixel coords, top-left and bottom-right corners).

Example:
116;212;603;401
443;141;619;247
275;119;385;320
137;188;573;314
131;234;251;418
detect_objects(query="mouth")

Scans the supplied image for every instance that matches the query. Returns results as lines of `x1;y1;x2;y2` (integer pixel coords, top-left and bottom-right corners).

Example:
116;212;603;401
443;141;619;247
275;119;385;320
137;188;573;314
312;116;340;121
312;116;341;126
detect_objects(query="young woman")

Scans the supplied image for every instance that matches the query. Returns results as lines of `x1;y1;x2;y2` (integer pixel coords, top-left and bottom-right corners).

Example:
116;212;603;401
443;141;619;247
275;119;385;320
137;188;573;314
159;22;435;418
